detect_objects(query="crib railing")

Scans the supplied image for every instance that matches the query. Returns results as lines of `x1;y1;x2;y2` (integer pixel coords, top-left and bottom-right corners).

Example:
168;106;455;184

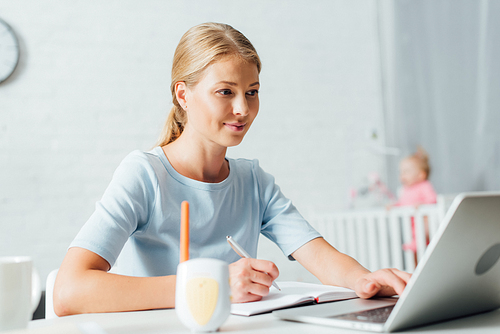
309;205;442;272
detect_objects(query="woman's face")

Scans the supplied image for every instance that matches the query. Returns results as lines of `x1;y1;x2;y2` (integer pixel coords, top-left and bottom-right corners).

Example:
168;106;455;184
182;56;260;149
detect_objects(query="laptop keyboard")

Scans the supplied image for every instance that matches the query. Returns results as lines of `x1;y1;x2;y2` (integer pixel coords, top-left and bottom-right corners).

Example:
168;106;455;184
329;305;395;324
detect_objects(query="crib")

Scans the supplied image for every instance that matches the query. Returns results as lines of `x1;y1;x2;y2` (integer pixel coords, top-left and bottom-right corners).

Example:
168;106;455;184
309;203;448;273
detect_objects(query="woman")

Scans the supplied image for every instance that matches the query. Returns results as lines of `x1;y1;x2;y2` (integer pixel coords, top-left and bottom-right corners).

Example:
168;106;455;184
54;22;410;316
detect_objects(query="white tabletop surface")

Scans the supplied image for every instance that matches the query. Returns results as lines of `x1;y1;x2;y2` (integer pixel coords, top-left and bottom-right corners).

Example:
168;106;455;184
19;307;500;334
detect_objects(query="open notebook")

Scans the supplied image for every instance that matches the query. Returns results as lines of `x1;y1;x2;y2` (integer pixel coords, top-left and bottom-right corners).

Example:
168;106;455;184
230;281;357;316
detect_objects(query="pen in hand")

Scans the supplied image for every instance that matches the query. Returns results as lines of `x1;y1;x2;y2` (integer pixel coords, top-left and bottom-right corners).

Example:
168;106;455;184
226;235;281;291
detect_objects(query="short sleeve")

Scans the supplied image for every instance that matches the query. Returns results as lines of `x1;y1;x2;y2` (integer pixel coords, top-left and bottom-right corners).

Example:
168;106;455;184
420;181;437;204
69;151;158;267
255;161;321;259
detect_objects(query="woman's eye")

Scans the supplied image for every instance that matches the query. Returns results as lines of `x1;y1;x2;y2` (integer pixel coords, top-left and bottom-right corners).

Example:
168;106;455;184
246;90;259;97
217;89;232;96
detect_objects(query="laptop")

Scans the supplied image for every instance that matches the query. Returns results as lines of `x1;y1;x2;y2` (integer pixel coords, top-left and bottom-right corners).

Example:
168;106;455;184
274;192;500;332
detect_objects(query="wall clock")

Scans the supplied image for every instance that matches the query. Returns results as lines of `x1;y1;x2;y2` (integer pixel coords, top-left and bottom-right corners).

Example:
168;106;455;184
0;18;20;84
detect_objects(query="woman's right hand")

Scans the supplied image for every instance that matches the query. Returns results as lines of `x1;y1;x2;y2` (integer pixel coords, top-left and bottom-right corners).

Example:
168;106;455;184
228;258;279;303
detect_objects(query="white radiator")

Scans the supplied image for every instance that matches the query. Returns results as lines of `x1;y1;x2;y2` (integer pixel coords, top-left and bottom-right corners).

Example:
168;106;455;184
309;205;443;272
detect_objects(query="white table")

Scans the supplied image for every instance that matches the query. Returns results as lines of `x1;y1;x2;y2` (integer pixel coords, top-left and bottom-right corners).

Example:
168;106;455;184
23;308;500;334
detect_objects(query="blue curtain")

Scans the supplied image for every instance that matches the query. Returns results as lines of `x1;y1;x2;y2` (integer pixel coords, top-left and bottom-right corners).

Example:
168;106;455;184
378;0;500;194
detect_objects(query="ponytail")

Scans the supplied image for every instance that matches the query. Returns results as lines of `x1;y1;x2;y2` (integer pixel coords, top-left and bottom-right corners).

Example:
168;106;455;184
156;104;186;147
412;146;431;179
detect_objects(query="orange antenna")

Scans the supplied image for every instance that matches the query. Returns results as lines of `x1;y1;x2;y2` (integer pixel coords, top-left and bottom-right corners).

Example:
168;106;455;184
180;201;190;263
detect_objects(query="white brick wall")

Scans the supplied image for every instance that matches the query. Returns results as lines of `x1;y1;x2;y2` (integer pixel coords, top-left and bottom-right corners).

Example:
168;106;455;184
0;0;387;284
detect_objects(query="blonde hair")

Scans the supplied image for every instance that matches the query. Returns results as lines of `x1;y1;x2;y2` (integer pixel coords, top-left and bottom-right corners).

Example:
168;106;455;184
408;146;431;179
155;22;262;147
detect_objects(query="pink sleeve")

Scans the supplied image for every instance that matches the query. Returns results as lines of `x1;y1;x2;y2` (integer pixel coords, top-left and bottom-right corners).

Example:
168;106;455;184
420;181;437;204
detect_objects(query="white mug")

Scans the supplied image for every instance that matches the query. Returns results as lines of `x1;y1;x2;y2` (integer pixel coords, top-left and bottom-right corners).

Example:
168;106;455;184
176;258;230;332
0;256;41;331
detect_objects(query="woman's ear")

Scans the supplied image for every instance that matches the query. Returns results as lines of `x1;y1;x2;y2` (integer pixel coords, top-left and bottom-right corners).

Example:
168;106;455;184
175;81;188;110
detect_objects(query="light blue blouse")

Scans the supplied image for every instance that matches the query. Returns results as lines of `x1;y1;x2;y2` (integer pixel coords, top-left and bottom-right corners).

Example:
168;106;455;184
70;147;321;277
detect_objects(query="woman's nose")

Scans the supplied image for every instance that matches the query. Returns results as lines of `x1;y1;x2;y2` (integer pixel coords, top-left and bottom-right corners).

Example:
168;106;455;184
232;96;249;116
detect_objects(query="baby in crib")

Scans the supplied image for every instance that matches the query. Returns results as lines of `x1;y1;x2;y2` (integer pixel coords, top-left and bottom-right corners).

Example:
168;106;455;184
388;147;437;257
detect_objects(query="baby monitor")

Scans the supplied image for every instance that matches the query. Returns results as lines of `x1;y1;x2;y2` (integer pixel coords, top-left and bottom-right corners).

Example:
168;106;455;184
175;201;231;332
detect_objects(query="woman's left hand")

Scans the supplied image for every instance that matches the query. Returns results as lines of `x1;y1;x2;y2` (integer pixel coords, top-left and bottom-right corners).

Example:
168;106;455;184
354;268;411;299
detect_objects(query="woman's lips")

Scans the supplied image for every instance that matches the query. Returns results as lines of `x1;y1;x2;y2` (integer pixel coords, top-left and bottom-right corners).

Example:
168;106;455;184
224;123;246;132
